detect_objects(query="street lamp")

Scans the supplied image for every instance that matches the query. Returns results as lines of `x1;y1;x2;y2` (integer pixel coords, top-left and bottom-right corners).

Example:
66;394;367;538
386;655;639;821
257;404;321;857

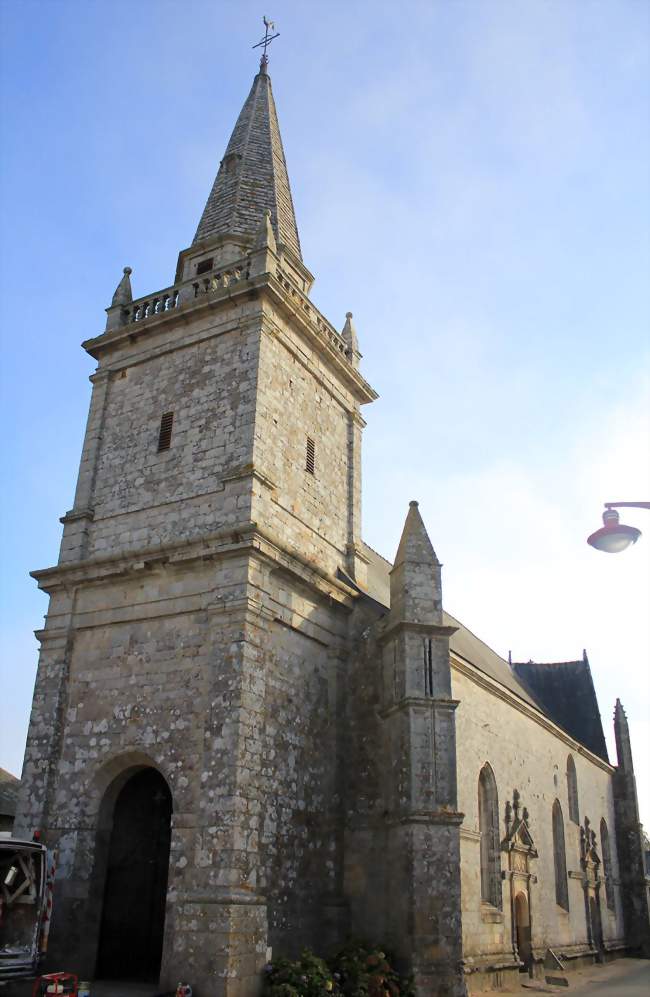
587;502;650;553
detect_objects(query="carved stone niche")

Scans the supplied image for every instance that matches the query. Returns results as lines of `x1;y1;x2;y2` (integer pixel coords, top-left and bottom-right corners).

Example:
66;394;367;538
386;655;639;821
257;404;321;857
502;789;538;878
502;790;540;975
580;816;601;887
580;816;604;957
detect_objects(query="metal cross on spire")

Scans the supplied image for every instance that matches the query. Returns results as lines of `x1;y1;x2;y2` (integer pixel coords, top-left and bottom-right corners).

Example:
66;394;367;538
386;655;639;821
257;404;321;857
253;16;280;70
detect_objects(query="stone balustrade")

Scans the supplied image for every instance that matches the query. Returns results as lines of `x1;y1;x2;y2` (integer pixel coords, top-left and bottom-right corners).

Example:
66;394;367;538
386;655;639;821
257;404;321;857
129;288;180;323
274;268;350;360
114;259;352;366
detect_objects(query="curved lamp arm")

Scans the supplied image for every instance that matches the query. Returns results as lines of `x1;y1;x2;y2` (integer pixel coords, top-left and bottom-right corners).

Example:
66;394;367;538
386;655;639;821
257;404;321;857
603;502;650;511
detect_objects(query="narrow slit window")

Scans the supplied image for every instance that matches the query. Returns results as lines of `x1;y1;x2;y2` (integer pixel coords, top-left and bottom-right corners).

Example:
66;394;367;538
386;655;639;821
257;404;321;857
305;436;315;475
157;412;174;451
424;639;434;696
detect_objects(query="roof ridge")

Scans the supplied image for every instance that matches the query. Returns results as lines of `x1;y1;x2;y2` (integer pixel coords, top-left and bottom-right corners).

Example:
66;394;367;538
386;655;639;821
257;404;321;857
361;538;392;566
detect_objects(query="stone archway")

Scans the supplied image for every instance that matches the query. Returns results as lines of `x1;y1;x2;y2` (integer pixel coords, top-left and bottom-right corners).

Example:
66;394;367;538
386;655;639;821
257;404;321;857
95;767;173;981
515;892;532;974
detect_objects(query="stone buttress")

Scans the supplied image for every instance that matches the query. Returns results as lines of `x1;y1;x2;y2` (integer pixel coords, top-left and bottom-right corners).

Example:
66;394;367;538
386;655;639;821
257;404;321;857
612;700;650;957
344;503;466;997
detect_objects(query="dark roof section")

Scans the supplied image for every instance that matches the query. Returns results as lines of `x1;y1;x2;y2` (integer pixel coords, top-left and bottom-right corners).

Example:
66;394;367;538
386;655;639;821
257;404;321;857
512;655;609;762
0;767;20;818
193;67;302;260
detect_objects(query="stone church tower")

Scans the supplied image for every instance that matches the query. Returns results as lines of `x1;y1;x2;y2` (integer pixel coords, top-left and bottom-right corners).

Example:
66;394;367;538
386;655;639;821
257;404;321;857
15;56;465;996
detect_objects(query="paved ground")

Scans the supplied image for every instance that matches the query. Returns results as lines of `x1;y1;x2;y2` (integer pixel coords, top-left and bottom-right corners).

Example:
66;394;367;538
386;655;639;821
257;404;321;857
5;958;649;996
568;958;650;994
485;957;650;994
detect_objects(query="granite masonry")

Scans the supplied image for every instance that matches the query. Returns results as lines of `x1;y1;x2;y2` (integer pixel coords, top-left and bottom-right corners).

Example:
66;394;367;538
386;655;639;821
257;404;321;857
15;56;650;997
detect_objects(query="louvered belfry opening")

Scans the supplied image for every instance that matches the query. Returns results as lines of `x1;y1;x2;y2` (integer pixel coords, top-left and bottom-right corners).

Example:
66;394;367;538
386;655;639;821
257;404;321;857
305;436;315;475
157;412;174;452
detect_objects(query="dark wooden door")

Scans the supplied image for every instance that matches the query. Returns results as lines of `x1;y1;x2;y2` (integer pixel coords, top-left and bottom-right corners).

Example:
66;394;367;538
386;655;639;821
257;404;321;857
96;768;172;981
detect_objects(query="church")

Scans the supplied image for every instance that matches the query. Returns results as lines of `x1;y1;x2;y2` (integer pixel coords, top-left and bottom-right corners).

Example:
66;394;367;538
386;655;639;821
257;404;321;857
15;48;650;997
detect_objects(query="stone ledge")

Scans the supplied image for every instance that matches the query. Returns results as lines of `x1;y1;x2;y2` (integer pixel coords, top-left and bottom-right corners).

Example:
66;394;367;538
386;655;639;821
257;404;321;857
480;903;505;923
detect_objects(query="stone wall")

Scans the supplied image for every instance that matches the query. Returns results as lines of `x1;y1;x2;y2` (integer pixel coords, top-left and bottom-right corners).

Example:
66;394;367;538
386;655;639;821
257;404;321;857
252;311;362;580
17;543;354;992
453;663;625;987
58;299;264;565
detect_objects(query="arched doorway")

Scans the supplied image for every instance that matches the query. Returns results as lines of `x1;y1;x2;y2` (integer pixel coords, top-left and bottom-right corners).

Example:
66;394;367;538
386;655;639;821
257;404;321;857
589;895;604;957
96;768;172;981
515;892;532;974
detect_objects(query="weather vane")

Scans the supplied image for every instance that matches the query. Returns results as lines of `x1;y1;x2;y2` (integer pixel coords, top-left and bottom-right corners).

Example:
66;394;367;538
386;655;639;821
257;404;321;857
253;16;280;69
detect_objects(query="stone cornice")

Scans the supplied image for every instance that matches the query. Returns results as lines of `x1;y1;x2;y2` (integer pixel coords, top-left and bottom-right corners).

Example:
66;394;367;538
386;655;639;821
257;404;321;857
59;507;94;525
262;274;377;404
84;269;377;405
451;652;615;774
379;619;458;645
221;464;277;491
30;521;357;608
379;696;460;719
390;810;465;827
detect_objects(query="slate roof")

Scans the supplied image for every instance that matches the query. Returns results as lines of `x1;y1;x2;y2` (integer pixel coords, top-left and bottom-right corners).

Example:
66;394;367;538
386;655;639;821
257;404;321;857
193;66;302;260
0;767;20;818
362;541;609;759
512;657;609;762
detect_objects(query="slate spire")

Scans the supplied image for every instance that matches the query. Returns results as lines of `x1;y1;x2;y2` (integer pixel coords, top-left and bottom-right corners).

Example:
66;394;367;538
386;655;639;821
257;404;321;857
193;67;302;260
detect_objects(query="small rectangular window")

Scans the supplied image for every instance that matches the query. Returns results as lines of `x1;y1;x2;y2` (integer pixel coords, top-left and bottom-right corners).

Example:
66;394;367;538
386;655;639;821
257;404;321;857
305;436;315;475
157;411;174;451
196;257;213;275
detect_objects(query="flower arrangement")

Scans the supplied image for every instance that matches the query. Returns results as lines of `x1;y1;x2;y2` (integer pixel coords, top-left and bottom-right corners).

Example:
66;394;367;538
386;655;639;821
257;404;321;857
262;942;414;997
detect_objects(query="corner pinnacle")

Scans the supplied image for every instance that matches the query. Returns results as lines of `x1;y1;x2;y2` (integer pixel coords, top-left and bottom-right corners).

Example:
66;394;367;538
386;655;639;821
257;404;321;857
111;266;133;307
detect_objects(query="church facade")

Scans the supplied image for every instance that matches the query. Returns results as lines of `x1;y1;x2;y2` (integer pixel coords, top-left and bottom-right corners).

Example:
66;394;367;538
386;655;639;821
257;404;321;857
15;56;650;997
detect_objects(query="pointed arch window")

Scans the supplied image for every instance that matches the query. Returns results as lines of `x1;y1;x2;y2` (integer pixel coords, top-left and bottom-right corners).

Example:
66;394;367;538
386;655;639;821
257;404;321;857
552;799;569;910
566;754;579;824
478;763;502;909
600;819;615;912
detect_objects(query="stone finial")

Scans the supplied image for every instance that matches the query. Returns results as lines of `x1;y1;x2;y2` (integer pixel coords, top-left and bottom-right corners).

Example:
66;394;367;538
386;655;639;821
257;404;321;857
390;501;442;625
111;266;133;307
614;697;633;771
342;311;359;352
341;312;361;368
254;209;277;253
393;501;440;570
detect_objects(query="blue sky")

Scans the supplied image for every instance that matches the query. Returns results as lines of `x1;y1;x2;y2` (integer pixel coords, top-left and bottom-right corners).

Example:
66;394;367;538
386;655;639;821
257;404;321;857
1;1;649;823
